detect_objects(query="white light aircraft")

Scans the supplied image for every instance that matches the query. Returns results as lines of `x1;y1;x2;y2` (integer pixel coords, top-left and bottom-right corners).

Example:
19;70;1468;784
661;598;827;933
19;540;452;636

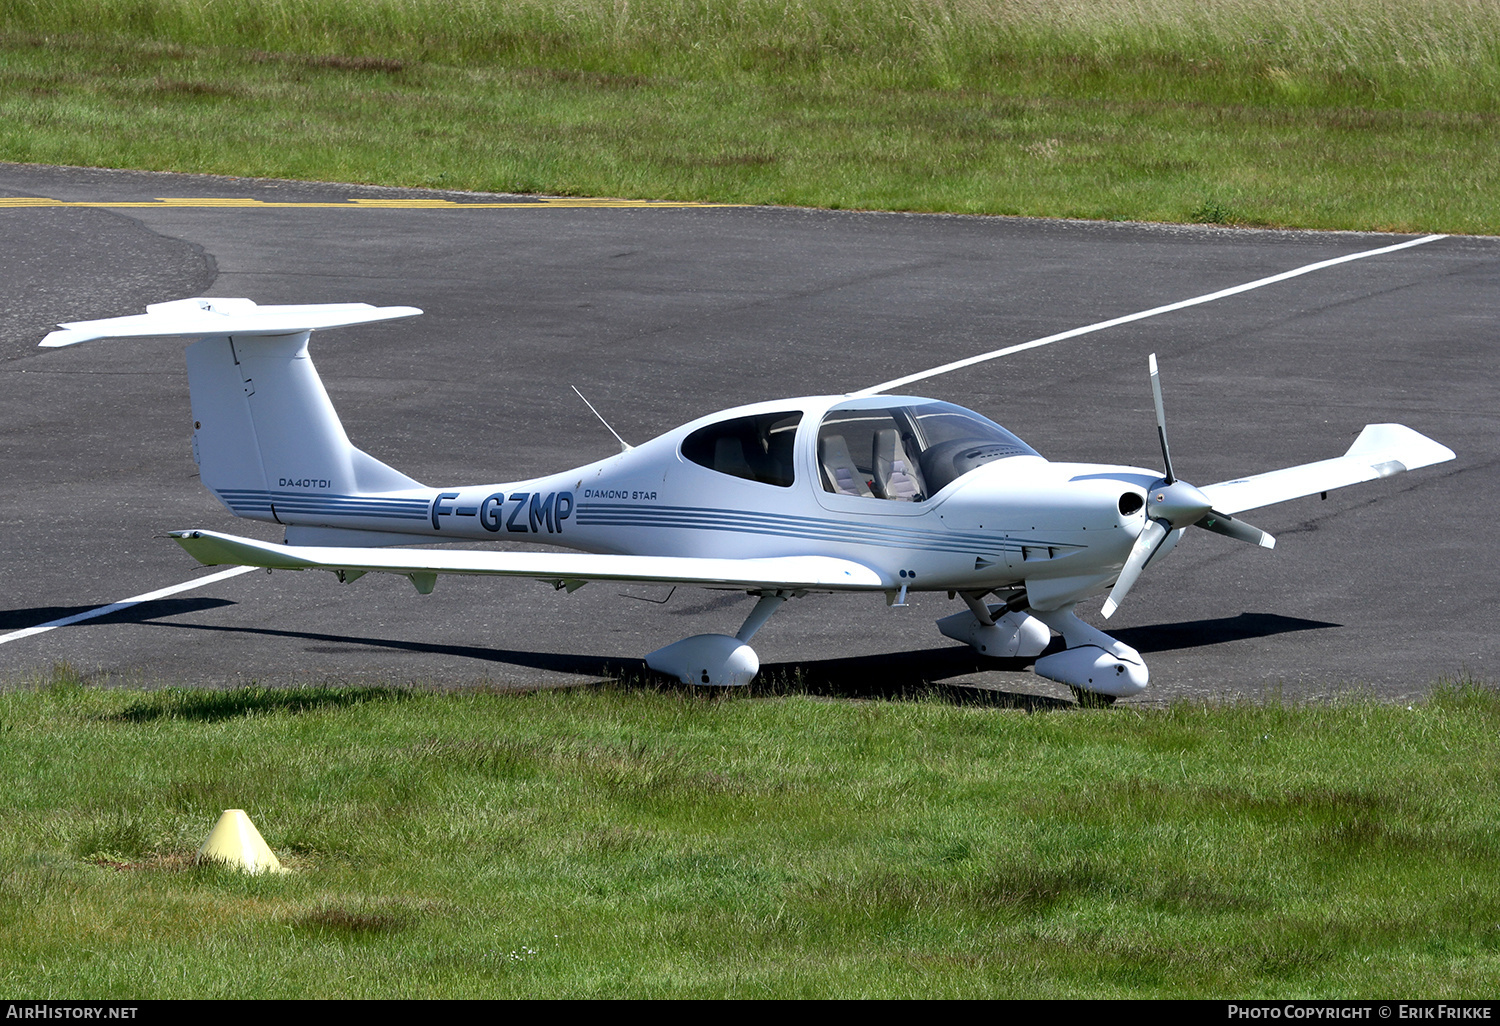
41;296;1454;702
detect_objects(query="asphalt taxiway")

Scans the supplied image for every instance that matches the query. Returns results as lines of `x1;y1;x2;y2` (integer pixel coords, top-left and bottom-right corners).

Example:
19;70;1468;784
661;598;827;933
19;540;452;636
2;163;1494;703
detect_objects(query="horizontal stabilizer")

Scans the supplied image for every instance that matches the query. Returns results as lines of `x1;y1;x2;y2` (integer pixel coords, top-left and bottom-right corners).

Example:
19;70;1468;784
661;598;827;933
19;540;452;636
171;530;886;592
40;297;421;347
1202;424;1454;516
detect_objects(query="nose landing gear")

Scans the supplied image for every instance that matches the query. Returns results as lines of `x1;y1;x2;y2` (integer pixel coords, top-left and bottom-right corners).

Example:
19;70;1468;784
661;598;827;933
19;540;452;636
1028;605;1149;700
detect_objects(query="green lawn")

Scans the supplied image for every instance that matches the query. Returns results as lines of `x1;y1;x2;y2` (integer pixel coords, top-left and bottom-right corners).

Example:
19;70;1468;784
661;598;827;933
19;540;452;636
4;668;1500;997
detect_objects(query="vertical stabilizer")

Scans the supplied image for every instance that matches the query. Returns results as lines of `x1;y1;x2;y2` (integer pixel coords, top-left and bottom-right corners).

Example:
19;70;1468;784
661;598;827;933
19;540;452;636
40;298;428;525
185;332;423;521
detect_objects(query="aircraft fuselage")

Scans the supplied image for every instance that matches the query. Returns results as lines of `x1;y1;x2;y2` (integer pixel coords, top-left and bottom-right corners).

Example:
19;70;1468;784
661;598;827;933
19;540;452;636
211;394;1159;600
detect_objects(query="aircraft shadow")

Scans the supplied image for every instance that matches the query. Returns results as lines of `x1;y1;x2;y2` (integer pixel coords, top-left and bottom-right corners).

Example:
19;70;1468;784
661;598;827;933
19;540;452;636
136;619;1049;705
78;608;1338;711
759;648;1068;709
143;619;648;678
0;597;236;631
1112;612;1340;653
753;613;1339;704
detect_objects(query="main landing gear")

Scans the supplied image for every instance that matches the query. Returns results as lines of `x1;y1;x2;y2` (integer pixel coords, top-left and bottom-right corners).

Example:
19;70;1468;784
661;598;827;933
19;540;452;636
645;591;790;687
647;588;1150;703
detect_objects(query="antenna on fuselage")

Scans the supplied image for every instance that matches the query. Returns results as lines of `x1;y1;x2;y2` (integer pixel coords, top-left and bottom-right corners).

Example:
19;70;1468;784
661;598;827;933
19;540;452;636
571;385;633;452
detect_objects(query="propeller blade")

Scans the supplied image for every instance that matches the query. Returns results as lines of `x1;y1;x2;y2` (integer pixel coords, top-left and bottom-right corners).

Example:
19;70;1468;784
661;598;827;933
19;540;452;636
1101;518;1170;619
1148;353;1176;484
1105;354;1255;620
1195;509;1276;549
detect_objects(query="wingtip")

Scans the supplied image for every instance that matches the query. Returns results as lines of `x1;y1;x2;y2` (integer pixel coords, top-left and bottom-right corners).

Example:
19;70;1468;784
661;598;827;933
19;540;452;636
38;330;84;348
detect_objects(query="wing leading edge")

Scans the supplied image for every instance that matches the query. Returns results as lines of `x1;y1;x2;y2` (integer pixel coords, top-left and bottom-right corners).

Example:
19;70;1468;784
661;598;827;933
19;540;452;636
171;530;887;593
1202;423;1455;516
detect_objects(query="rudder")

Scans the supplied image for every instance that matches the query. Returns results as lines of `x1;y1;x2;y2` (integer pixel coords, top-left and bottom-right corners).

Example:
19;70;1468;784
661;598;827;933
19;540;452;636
185;332;423;522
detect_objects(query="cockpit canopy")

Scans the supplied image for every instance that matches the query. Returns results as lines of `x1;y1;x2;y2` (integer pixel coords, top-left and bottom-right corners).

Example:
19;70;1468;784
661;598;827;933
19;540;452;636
817;398;1037;501
675;396;1037;500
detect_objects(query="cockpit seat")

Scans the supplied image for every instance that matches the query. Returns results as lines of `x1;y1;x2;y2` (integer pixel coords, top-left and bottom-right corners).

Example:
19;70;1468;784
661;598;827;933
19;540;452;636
819;433;874;497
873;428;925;501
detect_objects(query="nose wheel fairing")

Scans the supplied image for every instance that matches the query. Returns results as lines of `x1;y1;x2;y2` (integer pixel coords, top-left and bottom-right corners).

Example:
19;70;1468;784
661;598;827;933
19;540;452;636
1028;606;1149;698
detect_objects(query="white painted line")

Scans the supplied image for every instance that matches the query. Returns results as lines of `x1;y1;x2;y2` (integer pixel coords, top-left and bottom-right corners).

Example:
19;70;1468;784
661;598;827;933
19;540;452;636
858;233;1448;396
0;565;258;646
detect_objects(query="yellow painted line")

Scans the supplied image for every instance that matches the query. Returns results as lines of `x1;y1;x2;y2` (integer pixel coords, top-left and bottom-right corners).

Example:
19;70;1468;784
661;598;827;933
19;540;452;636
0;196;730;209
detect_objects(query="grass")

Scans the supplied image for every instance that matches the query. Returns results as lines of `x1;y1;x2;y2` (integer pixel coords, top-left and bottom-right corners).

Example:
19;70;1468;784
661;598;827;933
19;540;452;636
4;663;1500;997
1;0;1499;230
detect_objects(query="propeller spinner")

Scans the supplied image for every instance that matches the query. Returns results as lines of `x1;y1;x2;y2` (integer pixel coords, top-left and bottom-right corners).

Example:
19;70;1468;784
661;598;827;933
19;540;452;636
1100;355;1275;619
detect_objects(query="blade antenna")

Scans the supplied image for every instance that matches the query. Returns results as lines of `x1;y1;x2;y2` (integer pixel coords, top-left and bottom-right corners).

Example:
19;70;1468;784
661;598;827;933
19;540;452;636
571;385;633;452
1148;353;1176;484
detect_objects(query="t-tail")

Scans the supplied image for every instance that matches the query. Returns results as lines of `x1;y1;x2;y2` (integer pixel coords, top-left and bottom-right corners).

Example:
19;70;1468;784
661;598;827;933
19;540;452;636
41;298;432;540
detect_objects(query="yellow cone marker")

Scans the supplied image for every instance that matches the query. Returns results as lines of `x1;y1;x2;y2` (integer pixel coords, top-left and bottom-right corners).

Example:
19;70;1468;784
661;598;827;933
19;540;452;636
198;809;285;874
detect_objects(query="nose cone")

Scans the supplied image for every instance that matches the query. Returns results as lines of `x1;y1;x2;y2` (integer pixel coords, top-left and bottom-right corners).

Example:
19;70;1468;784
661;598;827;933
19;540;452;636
1148;479;1212;529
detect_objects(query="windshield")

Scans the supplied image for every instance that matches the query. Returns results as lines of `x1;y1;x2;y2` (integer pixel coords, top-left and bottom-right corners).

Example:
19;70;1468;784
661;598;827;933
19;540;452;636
816;399;1037;501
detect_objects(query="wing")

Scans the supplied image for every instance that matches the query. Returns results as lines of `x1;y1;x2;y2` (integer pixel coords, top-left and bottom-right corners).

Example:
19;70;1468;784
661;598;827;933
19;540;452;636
1201;424;1455;516
170;530;886;593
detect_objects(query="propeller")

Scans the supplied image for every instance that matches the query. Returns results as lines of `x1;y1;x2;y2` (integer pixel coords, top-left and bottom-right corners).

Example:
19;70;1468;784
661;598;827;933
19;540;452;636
1101;354;1275;619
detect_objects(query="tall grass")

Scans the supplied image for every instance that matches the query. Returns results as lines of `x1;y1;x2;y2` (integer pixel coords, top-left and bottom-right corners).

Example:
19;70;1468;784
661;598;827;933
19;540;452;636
5;0;1500;107
3;1;1497;228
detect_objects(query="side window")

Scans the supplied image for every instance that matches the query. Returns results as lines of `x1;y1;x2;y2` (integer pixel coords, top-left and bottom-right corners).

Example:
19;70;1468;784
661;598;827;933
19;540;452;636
681;412;801;487
818;409;927;502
